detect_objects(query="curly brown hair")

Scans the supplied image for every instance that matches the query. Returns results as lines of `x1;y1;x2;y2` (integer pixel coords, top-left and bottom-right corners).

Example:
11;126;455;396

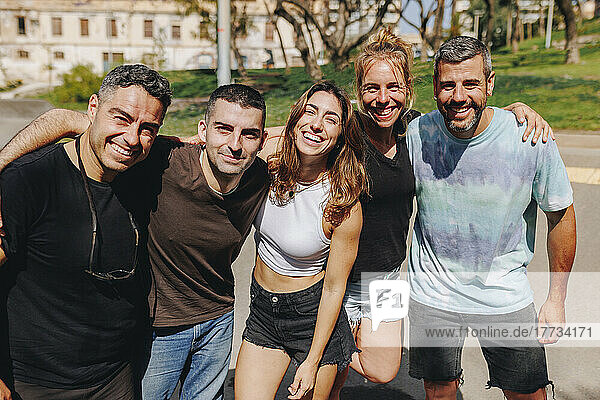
268;81;367;226
354;26;415;120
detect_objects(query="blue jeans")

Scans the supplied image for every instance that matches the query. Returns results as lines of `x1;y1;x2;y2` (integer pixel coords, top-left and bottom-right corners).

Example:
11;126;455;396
141;311;233;400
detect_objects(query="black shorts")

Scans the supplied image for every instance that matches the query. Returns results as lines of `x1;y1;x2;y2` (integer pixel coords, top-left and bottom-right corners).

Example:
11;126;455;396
408;301;552;394
242;276;358;371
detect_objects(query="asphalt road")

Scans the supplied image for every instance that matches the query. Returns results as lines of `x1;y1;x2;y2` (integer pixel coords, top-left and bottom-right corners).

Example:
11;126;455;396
1;103;598;399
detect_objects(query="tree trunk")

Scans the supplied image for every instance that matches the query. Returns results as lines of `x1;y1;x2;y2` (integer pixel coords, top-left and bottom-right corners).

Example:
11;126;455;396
331;51;351;71
231;40;247;78
274;20;290;73
596;0;600;17
539;4;545;38
450;0;461;37
506;1;512;45
482;0;495;48
556;0;580;63
262;0;289;73
511;0;519;52
433;0;446;51
420;25;429;62
275;4;322;80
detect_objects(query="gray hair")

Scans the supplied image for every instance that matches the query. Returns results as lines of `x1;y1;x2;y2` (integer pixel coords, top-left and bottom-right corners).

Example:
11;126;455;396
433;36;492;80
205;84;266;128
98;64;172;114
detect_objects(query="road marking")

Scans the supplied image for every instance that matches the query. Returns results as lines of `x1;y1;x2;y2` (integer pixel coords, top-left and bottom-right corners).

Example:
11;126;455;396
566;167;600;185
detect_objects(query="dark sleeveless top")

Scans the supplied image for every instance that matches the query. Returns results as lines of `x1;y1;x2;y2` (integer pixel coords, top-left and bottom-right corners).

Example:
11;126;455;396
350;109;421;283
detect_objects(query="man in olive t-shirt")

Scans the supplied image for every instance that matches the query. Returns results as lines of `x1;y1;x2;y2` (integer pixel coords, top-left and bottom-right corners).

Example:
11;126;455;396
99;84;269;400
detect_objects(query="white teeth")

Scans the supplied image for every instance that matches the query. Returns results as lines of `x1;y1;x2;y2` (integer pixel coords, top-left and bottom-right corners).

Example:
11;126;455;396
375;108;393;117
111;143;133;156
304;132;323;142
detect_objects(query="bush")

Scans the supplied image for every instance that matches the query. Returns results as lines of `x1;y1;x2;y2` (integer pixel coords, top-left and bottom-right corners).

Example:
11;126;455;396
51;65;103;103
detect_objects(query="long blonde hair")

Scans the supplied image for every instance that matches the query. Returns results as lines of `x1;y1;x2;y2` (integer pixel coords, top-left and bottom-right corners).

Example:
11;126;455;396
355;27;415;117
268;81;367;227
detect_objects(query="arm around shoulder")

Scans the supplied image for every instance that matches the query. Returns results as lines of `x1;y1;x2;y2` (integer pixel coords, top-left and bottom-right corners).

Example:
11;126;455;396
0;109;89;170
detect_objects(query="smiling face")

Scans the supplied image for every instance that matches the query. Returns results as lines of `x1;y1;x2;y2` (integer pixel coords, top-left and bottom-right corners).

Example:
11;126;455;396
293;91;343;160
434;54;495;138
200;99;265;178
360;60;407;129
87;85;164;178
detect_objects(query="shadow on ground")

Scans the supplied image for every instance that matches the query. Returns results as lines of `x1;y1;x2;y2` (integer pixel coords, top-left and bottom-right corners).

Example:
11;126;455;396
222;349;464;399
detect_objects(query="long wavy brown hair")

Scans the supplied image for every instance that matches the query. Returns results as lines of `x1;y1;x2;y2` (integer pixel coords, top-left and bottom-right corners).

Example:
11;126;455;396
268;81;367;226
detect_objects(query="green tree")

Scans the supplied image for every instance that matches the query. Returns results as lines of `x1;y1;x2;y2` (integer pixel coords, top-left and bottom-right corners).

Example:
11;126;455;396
52;65;103;103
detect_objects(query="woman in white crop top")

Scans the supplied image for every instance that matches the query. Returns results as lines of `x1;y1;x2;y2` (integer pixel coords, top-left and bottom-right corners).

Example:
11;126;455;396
235;82;368;400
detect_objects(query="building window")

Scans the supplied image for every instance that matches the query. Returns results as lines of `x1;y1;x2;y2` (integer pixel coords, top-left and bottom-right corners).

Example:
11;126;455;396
17;50;29;59
144;20;153;38
80;18;89;36
108;18;118;37
17;16;26;35
52;17;62;36
103;52;124;71
265;21;274;41
54;51;65;60
172;25;181;40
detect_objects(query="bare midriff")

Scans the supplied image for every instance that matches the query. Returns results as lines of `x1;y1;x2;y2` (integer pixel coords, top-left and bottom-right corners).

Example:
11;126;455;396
254;255;325;293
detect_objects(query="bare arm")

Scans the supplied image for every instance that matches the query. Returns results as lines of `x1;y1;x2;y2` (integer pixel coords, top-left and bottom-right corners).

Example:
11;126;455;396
0;378;11;400
288;202;362;399
503;102;554;144
0;109;89;170
537;204;577;344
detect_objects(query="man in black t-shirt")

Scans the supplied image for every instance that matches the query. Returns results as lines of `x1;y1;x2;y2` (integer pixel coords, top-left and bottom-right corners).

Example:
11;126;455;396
0;64;171;400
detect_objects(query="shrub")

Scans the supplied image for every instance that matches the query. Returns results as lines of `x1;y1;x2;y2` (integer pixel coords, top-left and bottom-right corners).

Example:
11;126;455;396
51;65;103;103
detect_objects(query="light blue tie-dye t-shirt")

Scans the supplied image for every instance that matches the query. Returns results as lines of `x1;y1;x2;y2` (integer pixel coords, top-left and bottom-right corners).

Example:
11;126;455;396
406;107;573;314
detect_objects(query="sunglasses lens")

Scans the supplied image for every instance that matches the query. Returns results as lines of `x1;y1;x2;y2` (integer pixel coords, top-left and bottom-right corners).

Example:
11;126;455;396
108;270;133;280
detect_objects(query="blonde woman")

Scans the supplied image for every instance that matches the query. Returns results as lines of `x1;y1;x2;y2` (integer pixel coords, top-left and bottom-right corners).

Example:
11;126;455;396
234;81;368;400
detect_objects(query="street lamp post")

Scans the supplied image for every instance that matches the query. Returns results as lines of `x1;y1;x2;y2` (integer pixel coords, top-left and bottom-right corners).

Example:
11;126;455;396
545;0;554;49
217;0;231;87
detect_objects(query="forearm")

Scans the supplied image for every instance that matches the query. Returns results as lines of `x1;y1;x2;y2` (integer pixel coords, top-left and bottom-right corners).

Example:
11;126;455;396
304;203;362;364
0;109;88;169
305;282;347;364
546;205;577;303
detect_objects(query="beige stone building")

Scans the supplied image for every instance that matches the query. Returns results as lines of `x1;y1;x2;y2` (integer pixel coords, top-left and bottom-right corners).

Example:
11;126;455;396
0;0;298;85
0;0;412;86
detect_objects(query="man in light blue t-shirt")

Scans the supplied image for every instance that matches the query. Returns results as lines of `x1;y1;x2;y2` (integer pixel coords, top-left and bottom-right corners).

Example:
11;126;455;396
406;36;576;400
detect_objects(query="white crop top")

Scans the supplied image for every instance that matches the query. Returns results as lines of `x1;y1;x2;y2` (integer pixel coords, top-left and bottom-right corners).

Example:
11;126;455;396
254;178;331;277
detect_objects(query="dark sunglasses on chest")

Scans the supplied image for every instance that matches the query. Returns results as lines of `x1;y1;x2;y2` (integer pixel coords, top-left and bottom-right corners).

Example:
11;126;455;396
76;137;139;281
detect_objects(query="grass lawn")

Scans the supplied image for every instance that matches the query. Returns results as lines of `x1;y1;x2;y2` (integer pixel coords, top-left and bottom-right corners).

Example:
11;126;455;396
38;18;600;136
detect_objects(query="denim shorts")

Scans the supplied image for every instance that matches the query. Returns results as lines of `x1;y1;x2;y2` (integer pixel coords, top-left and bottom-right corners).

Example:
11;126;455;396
242;276;358;371
408;300;552;394
343;268;402;326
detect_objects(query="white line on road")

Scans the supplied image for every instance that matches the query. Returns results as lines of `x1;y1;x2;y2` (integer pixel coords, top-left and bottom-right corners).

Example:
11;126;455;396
566;167;600;185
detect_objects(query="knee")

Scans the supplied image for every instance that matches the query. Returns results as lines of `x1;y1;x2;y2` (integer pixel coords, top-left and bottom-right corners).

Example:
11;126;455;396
360;353;401;384
363;366;399;384
423;379;459;399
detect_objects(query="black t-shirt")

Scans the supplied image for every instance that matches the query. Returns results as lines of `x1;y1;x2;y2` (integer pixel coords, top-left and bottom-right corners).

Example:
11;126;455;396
0;144;149;389
351;110;421;281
